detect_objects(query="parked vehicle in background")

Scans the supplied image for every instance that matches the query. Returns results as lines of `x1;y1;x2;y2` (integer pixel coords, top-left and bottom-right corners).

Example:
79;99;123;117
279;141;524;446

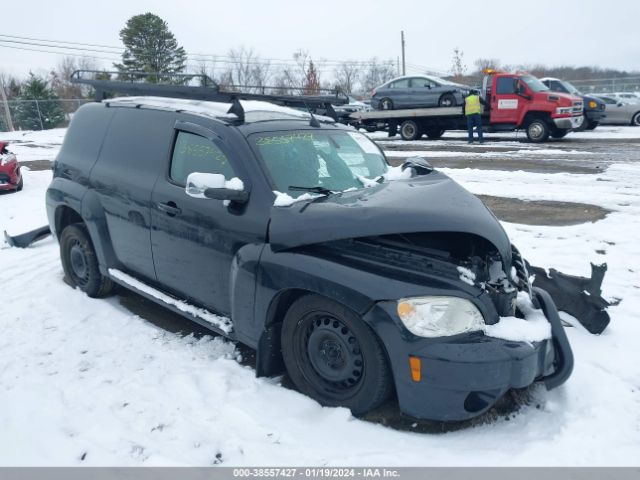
594;95;640;126
610;92;640;104
540;77;606;130
354;70;583;142
0;141;23;192
371;75;471;110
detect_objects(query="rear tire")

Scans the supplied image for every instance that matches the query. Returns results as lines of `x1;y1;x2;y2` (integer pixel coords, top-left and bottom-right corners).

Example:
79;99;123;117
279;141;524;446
60;223;114;298
424;127;445;139
526;118;550;143
632;112;640;126
400;120;422;141
380;98;394;110
281;294;393;416
438;93;457;107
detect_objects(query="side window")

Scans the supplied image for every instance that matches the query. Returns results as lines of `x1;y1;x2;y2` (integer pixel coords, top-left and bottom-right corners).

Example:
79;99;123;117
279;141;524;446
390;79;410;89
170;131;235;185
551;81;567;93
411;78;435;88
496;77;516;94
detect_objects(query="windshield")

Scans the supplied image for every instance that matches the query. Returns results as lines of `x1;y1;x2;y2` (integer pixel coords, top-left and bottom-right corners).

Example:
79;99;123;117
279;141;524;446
559;80;581;95
251;130;388;197
521;75;549;93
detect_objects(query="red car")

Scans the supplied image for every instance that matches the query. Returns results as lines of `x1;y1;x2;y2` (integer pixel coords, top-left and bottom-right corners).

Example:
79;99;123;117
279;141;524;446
0;141;23;192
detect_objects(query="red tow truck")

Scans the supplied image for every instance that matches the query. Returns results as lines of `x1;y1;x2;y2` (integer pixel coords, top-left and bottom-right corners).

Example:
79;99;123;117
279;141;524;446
351;70;584;142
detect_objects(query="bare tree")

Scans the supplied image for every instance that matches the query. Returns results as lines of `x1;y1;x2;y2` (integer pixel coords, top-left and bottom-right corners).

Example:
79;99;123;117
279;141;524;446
303;60;321;95
223;47;272;93
450;47;467;83
361;58;396;94
334;61;360;94
473;58;501;74
50;56;97;99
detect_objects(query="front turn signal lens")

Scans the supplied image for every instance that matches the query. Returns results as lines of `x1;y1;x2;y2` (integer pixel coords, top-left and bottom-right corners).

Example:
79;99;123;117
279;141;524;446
409;356;422;382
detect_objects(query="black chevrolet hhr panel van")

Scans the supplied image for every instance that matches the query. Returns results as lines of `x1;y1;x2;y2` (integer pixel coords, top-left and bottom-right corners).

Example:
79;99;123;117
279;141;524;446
46;97;573;421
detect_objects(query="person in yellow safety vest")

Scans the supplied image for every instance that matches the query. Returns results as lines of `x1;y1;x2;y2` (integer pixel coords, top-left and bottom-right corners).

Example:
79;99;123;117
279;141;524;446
463;89;487;144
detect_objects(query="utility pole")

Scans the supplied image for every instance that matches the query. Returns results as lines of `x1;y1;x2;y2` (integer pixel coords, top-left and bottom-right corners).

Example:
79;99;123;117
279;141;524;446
0;78;14;132
401;31;406;76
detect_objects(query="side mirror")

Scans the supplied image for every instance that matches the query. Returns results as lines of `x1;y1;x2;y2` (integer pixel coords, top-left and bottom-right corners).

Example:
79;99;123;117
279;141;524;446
617;102;623;107
186;172;249;204
401;156;434;176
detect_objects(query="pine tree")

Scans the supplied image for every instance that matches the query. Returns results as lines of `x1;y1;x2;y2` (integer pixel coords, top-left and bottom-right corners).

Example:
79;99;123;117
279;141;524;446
13;74;65;130
114;13;187;83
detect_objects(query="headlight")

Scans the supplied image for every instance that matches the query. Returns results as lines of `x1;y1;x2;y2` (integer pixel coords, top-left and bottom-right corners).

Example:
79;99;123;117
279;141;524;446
555;107;573;115
397;296;485;338
588;101;597;109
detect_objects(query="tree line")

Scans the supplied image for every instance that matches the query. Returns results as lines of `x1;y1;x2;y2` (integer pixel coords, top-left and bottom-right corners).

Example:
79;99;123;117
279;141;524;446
2;13;639;131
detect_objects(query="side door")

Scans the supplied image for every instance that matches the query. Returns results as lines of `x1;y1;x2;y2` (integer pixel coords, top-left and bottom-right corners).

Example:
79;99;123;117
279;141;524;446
600;97;623;123
388;78;411;108
89;108;174;282
150;122;255;316
490;75;521;124
409;77;437;107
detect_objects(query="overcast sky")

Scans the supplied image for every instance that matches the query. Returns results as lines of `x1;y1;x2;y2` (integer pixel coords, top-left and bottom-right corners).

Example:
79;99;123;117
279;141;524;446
2;0;639;80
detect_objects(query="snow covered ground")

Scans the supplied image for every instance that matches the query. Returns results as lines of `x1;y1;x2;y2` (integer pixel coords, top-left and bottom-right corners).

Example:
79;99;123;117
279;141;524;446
0;128;639;466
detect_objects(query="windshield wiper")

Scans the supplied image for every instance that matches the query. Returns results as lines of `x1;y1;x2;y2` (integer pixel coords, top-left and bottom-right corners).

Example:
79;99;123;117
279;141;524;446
289;185;334;195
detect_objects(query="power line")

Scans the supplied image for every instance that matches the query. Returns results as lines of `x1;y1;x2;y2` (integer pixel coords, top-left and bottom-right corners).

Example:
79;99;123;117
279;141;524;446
0;34;123;51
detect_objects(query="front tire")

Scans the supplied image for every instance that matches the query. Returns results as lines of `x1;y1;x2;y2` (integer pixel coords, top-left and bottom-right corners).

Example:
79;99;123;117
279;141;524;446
632;112;640;126
586;121;599;130
438;93;457;107
526;119;550;142
16;175;23;191
400;120;422;141
60;223;114;298
281;294;393;415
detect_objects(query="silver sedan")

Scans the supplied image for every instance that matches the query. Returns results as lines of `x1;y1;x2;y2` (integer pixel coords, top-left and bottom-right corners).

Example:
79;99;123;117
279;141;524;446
595;96;640;126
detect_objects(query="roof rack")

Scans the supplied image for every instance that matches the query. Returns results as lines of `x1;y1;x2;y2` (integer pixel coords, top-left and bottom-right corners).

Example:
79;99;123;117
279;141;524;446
70;70;346;122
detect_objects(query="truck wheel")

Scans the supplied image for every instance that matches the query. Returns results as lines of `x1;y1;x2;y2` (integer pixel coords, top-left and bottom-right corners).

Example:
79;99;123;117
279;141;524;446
438;93;457;107
550;129;569;139
364;125;378;133
424;127;445;139
400;120;422;140
281;294;393;416
586;121;599;130
526;119;550;142
60;223;114;298
632;112;640;126
380;98;394;110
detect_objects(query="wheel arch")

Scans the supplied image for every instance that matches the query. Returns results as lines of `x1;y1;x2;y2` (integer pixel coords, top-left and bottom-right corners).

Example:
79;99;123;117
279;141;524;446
54;205;83;236
522;110;551;127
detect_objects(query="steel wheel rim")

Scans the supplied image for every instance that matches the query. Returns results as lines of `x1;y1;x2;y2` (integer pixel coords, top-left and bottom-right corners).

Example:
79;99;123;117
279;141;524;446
69;241;89;286
529;123;544;139
295;312;365;399
402;123;416;138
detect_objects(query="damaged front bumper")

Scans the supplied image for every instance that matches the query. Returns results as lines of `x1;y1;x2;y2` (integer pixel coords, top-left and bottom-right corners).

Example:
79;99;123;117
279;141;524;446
365;287;573;421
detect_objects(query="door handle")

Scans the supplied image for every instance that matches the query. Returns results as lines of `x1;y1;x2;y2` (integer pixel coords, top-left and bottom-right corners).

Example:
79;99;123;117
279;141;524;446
157;202;182;216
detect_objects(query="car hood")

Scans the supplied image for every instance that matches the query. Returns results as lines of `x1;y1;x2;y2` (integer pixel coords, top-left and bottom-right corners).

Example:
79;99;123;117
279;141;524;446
268;171;512;264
